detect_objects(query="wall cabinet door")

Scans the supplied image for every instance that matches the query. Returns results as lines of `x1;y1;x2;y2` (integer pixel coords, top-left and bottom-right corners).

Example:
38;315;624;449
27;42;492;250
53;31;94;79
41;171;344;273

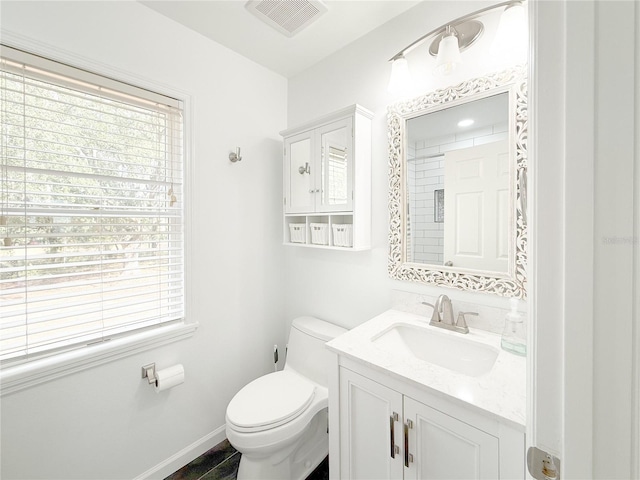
317;117;353;212
284;130;315;213
404;396;499;480
339;368;404;480
284;118;353;214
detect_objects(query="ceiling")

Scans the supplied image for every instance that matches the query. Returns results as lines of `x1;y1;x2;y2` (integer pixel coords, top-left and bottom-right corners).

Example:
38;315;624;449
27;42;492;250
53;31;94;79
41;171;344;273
140;0;421;78
408;92;508;142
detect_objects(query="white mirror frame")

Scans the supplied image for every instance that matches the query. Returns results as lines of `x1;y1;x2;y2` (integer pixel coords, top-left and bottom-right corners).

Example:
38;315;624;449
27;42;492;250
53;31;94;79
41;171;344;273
387;67;528;298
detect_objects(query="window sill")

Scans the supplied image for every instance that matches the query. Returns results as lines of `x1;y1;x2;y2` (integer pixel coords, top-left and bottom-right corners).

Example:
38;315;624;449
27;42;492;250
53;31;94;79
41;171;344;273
0;322;198;396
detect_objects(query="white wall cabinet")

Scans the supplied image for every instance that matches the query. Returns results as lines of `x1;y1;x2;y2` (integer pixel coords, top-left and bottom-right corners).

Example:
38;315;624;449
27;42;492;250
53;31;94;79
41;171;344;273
334;366;523;480
280;105;372;250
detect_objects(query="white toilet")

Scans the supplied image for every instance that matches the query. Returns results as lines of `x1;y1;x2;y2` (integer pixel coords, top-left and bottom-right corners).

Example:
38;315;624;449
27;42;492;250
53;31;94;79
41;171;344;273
225;316;347;480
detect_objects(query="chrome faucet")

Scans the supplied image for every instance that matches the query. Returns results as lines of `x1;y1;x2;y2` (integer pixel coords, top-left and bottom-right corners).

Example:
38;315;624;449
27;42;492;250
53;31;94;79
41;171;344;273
422;295;476;334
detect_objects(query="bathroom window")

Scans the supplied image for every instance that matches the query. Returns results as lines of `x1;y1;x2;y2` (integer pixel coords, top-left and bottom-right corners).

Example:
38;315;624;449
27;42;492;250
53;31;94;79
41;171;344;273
0;46;185;364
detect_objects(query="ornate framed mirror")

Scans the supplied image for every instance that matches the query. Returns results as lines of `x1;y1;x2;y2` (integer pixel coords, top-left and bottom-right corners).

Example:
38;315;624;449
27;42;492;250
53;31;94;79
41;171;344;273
387;67;527;298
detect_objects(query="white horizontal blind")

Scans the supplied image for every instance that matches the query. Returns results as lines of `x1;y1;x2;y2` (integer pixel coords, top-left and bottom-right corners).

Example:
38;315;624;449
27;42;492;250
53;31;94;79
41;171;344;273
0;46;184;362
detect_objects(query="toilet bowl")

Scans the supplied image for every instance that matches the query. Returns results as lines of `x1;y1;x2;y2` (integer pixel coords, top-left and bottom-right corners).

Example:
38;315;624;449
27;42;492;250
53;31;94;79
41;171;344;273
225;316;347;480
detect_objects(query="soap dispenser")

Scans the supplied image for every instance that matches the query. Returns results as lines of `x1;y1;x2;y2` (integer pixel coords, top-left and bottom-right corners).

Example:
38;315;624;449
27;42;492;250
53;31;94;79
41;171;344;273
501;298;526;356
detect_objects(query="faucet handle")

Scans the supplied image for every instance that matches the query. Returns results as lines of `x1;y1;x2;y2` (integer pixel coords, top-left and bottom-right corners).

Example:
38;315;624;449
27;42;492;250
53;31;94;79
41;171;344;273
421;302;440;323
456;311;477;331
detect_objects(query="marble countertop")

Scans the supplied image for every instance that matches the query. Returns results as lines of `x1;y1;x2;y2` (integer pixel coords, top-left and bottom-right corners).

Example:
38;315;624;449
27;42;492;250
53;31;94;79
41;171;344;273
326;309;526;430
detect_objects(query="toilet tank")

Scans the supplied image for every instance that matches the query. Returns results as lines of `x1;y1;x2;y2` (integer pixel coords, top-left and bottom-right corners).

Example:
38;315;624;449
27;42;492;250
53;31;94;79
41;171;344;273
284;316;347;387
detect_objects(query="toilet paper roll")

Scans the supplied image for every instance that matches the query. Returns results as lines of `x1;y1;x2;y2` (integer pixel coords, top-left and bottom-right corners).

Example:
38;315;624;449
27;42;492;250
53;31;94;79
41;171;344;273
154;364;185;393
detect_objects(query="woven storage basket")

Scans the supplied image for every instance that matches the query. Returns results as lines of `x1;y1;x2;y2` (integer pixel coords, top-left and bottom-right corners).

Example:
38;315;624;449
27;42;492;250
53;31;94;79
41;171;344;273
309;223;329;245
332;224;353;247
288;223;306;243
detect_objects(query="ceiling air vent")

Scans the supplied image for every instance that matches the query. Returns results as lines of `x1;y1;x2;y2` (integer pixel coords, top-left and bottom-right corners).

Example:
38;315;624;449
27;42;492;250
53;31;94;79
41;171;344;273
245;0;328;38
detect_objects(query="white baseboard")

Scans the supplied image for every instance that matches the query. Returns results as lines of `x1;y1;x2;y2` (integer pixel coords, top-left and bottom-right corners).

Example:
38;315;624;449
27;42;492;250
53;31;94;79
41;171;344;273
134;425;227;480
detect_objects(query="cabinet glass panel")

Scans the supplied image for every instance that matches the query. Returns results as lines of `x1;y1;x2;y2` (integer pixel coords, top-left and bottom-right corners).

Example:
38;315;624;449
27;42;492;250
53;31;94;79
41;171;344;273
320;121;351;210
287;135;313;212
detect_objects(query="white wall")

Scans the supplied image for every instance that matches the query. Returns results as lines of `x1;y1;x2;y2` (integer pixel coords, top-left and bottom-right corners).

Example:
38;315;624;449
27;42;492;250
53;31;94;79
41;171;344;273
284;0;517;331
2;1;637;478
592;2;637;476
286;0;639;477
532;1;638;477
0;2;287;479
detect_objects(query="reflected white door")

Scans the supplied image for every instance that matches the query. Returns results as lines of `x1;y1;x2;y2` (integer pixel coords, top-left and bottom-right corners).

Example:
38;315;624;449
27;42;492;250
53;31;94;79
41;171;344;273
443;140;510;272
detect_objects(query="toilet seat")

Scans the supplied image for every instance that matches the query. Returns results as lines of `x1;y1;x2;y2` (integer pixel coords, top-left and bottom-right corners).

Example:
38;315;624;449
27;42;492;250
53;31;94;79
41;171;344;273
226;371;316;433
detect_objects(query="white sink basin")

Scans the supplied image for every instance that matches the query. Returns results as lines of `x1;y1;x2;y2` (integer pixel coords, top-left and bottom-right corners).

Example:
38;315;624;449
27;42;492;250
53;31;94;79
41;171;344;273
371;323;499;377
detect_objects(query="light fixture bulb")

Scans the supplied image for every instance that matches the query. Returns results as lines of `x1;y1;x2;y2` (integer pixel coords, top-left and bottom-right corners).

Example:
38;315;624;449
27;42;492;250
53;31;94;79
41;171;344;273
387;56;412;96
491;2;527;63
457;119;474;127
434;30;461;76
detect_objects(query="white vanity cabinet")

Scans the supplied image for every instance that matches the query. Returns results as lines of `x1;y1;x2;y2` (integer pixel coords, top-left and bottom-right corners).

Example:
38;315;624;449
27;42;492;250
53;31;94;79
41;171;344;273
338;367;503;480
403;396;499;480
280;105;372;250
338;368;404;479
327;309;526;479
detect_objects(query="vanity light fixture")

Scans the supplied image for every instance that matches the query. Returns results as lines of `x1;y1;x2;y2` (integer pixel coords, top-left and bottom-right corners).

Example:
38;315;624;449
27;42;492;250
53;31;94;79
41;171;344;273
432;23;480;76
434;26;462;76
490;1;527;62
387;55;411;97
387;1;526;94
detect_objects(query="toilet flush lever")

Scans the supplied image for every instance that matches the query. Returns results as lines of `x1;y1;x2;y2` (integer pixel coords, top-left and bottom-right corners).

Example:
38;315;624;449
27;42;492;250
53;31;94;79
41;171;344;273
273;345;279;372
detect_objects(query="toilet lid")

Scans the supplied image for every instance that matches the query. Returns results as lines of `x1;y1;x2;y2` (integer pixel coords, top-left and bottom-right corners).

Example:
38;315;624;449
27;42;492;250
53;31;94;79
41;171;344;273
226;371;316;432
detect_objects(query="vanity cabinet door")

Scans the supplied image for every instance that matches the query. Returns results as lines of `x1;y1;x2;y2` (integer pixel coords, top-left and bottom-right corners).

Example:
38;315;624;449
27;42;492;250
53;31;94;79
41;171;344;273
317;117;353;212
404;396;499;480
284;130;315;213
339;368;404;480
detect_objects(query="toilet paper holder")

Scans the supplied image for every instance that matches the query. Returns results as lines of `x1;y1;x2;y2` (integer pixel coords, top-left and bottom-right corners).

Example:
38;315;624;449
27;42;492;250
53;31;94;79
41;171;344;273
141;363;157;384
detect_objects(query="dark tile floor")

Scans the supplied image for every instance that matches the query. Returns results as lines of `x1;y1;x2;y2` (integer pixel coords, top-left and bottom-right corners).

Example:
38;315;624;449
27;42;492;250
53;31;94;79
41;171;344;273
164;439;328;480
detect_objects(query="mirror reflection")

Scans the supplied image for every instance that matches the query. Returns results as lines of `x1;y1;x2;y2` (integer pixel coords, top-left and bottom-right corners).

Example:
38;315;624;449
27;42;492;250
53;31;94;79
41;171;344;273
321;127;348;206
405;92;510;273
